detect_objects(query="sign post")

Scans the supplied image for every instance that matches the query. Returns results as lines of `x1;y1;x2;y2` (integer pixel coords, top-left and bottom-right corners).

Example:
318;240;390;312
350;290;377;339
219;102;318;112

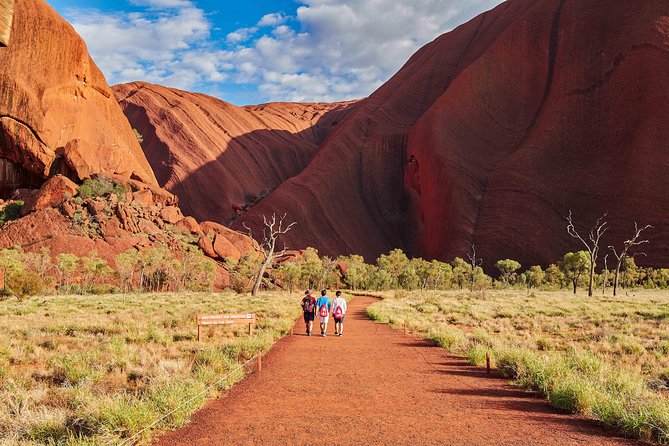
196;313;256;341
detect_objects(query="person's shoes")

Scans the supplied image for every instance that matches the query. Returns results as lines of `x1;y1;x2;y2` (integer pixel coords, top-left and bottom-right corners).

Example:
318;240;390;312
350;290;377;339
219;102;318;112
334;331;338;336
307;331;311;336
322;333;326;337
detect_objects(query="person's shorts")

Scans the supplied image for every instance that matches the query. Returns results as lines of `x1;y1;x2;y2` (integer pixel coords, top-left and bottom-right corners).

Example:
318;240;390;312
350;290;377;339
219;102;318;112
319;316;329;324
303;312;315;322
334;316;344;323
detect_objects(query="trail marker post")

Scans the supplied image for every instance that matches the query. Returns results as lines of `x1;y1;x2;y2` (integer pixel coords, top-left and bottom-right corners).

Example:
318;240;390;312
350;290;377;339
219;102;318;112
196;313;256;342
486;352;491;374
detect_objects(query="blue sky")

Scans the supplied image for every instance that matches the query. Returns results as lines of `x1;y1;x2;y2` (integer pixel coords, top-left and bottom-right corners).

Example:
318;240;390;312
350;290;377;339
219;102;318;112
48;0;504;105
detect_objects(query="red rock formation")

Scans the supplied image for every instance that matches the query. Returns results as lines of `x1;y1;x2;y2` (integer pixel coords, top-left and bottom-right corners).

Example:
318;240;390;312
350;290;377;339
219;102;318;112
20;175;77;216
233;0;669;268
0;0;157;197
113;82;355;224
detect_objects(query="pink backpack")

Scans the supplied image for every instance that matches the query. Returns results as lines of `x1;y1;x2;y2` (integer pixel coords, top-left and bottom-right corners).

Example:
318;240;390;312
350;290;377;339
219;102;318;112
319;304;328;318
333;305;343;318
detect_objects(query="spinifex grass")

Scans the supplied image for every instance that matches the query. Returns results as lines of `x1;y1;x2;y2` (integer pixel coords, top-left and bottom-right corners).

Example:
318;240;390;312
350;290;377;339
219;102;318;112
0;291;301;445
367;289;669;444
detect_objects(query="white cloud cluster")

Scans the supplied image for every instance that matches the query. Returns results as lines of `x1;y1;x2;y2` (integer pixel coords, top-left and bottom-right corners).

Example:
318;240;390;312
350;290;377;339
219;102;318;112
65;0;504;104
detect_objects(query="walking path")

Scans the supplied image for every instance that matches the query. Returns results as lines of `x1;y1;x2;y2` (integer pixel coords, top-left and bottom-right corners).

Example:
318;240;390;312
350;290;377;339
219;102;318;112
156;296;644;446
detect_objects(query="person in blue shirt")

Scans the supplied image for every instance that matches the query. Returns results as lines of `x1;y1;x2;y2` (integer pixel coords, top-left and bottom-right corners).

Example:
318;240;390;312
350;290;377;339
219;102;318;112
315;290;331;337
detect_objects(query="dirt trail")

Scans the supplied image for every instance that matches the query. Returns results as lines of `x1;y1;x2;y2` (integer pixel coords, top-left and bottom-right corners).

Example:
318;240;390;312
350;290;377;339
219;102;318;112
156;296;645;446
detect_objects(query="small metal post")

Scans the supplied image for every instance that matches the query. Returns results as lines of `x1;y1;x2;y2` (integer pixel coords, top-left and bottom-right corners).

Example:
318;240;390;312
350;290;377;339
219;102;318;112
486;352;491;374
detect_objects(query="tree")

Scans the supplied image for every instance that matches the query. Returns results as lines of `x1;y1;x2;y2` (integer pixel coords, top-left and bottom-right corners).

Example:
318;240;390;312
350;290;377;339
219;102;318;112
275;261;302;292
561;251;590;294
451;257;471;290
466;244;483;292
377;249;411;289
495;259;521;285
301;248;323;290
116;249;140;293
566;211;608;297
56;253;79;294
525;265;545;292
608;222;653;296
338;255;367;290
244;213;296;296
544;263;565;289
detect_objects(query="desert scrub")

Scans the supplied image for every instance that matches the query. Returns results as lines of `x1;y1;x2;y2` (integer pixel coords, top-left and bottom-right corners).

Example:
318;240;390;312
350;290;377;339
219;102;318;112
0;291;301;445
367;289;669;444
78;177;128;200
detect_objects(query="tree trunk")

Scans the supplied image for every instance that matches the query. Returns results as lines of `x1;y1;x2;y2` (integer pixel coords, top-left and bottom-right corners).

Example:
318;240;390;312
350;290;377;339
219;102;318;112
572;278;577;294
588;262;595;297
613;262;622;296
252;254;273;296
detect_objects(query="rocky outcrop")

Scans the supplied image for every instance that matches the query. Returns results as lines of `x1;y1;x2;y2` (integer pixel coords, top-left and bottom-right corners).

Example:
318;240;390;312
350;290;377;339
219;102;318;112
113;82;355;224
232;0;669;268
20;174;77;216
0;177;258;287
0;0;157;197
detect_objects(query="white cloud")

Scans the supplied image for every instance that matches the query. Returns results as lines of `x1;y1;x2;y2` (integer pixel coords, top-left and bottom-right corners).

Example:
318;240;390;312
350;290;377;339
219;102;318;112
64;0;505;104
226;27;258;44
257;13;287;27
220;0;505;102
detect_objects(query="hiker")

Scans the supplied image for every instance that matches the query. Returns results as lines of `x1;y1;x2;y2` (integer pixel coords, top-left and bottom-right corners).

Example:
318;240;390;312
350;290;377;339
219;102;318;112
301;290;316;336
331;290;347;336
315;289;331;337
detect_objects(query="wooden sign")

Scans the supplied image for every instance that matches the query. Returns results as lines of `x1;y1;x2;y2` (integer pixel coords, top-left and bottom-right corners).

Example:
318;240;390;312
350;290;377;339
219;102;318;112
196;313;256;341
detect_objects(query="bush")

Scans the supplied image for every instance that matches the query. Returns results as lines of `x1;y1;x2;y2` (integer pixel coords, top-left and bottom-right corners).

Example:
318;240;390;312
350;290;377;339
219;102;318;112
0;200;23;227
79;177;128;200
7;270;45;300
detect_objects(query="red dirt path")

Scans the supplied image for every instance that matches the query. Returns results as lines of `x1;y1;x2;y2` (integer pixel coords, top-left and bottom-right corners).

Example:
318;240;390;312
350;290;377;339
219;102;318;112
155;296;646;446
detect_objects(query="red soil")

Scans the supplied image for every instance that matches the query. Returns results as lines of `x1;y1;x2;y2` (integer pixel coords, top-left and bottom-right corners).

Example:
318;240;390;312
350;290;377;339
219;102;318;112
155;296;644;446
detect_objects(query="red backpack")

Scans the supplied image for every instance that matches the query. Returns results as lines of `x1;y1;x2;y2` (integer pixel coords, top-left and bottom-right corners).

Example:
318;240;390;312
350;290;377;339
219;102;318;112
333;305;343;318
319;304;329;317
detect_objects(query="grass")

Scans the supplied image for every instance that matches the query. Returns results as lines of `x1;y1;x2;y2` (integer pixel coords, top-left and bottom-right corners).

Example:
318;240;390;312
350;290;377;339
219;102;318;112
366;289;669;444
0;291;301;445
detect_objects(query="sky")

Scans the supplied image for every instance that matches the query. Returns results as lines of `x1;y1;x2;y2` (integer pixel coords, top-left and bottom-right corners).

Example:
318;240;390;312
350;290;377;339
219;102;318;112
48;0;505;105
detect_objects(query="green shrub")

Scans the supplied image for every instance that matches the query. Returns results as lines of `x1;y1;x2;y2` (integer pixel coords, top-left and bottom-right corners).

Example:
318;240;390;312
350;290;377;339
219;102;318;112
428;327;465;350
0;200;23;227
78;177;128;200
7;270;45;300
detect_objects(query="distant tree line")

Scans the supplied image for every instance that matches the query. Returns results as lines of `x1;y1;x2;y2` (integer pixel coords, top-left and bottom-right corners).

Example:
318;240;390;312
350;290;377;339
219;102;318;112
0;245;215;300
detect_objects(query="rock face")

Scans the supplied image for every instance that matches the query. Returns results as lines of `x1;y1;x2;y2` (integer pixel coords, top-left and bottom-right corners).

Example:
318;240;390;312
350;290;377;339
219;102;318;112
0;0;157;199
230;0;669;268
113;82;355;224
0;0;14;46
20;174;78;216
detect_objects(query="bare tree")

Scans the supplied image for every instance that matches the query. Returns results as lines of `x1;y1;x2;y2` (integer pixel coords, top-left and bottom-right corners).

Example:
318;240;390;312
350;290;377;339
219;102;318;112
244;213;296;296
608;222;652;296
466;244;483;292
566;211;608;297
601;254;609;296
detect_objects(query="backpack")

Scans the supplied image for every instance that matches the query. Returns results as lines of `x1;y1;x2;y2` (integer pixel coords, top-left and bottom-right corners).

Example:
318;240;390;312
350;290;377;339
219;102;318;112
333;305;343;318
302;298;314;313
319;304;328;317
